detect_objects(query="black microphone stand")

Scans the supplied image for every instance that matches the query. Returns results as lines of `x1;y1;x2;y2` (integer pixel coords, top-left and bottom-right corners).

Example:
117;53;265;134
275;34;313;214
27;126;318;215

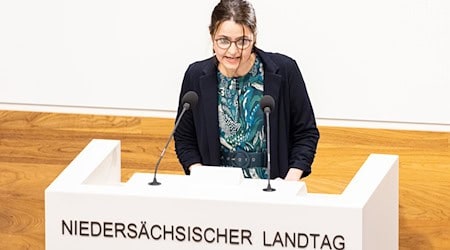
149;104;189;186
263;107;275;192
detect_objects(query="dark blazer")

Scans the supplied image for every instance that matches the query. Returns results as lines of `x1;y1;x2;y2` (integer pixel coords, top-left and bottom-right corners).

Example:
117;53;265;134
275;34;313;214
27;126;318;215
174;48;319;179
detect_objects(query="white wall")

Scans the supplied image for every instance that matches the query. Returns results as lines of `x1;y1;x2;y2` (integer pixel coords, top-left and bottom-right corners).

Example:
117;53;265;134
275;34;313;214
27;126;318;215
1;0;449;131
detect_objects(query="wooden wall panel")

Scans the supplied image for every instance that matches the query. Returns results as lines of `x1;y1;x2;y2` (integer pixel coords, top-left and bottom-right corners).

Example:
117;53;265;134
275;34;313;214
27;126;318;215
0;110;448;249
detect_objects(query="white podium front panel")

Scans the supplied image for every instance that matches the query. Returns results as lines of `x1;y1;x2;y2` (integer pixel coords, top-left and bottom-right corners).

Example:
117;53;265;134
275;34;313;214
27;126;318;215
45;139;398;250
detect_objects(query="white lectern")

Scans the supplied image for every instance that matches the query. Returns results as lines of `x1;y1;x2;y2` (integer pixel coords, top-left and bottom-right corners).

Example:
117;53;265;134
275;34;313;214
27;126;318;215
45;139;398;250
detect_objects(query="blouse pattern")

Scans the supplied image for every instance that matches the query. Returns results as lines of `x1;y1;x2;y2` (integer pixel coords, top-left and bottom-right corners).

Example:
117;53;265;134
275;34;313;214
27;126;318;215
217;56;268;179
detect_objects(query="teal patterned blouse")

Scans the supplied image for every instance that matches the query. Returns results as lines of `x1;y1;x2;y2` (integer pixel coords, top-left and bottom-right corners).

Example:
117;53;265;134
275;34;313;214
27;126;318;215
217;56;268;179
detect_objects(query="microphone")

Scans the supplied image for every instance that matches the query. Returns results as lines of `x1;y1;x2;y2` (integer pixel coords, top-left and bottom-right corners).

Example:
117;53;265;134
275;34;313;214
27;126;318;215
149;91;198;186
260;95;275;113
260;95;276;192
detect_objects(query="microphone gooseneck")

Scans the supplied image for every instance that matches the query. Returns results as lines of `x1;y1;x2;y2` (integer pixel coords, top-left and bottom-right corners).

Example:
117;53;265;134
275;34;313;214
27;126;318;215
260;95;276;192
149;91;198;186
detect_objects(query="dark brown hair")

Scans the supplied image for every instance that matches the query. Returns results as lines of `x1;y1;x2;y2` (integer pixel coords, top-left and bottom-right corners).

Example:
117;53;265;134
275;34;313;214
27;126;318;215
209;0;257;39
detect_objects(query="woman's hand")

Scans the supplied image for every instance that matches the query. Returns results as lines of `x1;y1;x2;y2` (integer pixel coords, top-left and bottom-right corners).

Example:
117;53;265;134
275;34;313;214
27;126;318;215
188;163;203;172
284;168;303;181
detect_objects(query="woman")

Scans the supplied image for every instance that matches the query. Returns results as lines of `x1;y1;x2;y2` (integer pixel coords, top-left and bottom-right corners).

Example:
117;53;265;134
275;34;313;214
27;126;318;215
174;0;319;180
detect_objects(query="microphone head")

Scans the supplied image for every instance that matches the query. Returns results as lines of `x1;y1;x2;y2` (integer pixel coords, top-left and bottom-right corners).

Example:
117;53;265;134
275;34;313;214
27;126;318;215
260;95;275;112
181;91;199;110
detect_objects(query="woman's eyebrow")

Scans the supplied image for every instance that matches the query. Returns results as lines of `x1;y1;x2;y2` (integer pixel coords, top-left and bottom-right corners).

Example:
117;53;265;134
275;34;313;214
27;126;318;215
215;35;249;40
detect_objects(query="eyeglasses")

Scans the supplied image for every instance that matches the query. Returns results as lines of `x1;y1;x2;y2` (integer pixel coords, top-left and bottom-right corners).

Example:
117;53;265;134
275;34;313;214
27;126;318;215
214;37;253;50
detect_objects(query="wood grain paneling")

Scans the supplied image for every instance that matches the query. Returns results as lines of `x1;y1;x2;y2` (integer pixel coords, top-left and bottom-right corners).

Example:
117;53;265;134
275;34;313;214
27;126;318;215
0;110;449;249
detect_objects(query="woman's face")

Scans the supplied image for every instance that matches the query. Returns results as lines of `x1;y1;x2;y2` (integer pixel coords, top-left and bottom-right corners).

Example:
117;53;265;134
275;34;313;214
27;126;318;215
212;20;255;77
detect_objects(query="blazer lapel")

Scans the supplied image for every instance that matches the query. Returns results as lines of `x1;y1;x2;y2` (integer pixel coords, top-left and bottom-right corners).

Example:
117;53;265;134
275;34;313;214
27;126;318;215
199;66;221;164
257;49;282;168
259;49;282;131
